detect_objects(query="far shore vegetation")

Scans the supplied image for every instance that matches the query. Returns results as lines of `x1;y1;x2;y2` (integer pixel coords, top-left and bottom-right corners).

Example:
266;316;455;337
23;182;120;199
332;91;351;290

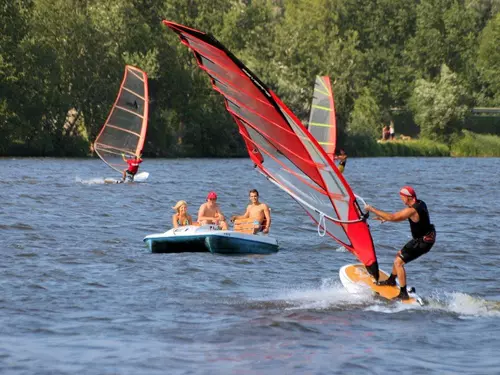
2;1;500;158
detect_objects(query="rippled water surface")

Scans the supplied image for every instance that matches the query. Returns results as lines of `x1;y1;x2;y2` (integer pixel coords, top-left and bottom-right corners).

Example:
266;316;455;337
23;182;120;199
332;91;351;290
2;157;500;374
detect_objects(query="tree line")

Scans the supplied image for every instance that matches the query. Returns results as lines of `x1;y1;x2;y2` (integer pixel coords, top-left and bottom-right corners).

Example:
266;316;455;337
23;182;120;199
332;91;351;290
1;0;499;157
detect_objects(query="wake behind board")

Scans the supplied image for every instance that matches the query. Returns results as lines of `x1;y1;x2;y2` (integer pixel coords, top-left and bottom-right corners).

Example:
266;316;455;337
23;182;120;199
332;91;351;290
339;264;424;306
104;171;149;184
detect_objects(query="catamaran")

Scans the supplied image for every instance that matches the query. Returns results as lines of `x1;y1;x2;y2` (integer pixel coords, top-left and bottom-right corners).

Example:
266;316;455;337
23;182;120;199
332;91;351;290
94;65;149;183
144;220;279;255
308;76;337;159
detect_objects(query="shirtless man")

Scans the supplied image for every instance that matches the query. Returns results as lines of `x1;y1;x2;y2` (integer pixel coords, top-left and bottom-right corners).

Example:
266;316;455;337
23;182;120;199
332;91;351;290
197;191;228;230
231;189;271;234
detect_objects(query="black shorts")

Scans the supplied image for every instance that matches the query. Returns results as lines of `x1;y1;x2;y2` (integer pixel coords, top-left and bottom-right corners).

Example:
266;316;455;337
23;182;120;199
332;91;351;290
399;233;435;264
126;170;135;176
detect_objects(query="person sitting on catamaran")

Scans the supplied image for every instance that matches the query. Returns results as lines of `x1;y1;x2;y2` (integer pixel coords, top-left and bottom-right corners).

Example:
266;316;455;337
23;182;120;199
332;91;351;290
122;154;143;181
172;200;193;228
197;191;228;230
230;189;271;234
334;149;347;173
364;186;436;300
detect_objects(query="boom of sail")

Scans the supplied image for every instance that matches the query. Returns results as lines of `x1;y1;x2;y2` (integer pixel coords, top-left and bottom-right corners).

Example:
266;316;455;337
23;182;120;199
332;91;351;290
308;76;336;158
164;21;379;279
94;65;149;174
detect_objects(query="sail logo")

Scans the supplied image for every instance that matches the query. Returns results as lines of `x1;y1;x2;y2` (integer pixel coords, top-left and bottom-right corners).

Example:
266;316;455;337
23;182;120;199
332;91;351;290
126;100;139;110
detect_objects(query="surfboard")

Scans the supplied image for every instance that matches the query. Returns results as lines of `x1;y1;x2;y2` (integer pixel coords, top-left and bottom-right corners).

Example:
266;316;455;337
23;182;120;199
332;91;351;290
339;264;424;306
104;171;149;184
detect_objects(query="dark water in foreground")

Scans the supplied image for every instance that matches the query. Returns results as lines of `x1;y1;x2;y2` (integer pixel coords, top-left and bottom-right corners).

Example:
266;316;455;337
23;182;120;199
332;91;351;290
1;157;500;374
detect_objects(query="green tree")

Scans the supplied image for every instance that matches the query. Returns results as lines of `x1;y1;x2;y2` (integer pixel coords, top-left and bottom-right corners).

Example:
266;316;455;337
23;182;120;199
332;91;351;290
271;0;350;118
409;64;468;141
477;12;500;104
338;0;417;108
406;0;481;80
0;0;31;154
347;88;381;139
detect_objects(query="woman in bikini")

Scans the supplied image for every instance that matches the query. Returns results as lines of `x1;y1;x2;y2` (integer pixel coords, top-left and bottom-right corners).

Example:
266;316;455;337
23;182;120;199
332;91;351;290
172;200;193;228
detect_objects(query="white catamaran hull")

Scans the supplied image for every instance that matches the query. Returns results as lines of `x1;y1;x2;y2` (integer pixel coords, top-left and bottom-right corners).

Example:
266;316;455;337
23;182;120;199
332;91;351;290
143;225;279;255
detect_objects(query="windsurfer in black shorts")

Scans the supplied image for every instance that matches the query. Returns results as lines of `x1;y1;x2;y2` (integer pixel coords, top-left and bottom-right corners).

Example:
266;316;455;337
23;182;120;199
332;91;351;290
364;186;436;300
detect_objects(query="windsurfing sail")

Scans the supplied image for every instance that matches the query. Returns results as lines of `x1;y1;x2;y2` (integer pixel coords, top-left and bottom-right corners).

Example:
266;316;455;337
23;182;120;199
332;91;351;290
164;21;379;279
308;76;336;158
94;65;149;174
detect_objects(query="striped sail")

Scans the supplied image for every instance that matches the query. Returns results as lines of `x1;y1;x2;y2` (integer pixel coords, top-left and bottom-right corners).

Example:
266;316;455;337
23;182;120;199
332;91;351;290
308;76;336;158
164;21;379;278
94;65;149;174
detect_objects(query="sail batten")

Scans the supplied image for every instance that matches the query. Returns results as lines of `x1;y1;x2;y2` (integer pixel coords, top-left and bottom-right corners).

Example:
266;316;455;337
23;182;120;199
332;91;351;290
121;86;146;99
165;21;378;277
238;128;342;198
99;124;142;136
94;65;149;174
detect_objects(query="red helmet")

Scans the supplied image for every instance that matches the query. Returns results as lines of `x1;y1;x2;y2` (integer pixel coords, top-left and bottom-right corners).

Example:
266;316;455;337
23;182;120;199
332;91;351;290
399;186;416;198
207;191;218;200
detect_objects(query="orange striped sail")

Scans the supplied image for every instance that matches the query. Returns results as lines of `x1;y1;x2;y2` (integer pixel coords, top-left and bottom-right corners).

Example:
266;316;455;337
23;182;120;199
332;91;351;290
94;65;149;174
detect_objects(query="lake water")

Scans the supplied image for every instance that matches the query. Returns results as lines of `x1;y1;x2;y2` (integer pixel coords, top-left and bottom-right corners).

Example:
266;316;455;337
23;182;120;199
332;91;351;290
1;157;500;374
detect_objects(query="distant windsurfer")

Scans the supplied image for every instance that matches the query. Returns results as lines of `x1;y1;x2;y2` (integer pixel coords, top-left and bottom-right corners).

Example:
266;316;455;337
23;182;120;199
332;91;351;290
197;191;228;230
334;148;347;173
365;186;436;300
230;189;271;234
122;154;143;182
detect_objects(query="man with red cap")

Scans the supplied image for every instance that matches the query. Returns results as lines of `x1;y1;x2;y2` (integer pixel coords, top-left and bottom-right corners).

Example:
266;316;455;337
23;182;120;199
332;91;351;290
364;186;436;300
197;191;228;230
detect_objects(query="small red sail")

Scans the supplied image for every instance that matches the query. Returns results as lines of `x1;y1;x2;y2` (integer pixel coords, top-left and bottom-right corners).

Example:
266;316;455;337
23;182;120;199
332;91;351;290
164;21;379;278
94;65;149;174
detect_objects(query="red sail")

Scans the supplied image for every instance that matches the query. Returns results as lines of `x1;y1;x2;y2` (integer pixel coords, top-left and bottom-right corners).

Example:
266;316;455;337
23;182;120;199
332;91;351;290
164;21;378;277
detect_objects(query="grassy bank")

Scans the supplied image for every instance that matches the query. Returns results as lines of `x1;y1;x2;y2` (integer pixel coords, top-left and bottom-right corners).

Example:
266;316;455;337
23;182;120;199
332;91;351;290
345;131;500;157
345;135;450;157
2;130;498;158
377;139;450;156
450;131;500;157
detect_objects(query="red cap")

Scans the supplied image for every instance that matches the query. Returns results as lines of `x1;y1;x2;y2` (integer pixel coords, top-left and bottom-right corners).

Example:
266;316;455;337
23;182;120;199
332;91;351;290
207;191;218;200
399;186;416;198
